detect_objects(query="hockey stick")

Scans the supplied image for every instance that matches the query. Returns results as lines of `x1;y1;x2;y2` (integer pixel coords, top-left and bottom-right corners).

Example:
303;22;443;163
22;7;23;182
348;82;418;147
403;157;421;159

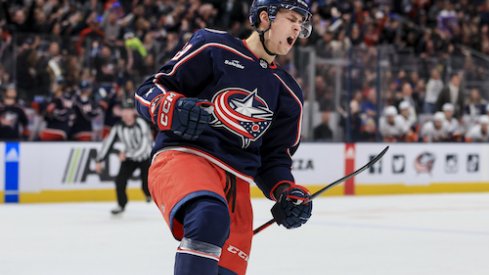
253;145;389;235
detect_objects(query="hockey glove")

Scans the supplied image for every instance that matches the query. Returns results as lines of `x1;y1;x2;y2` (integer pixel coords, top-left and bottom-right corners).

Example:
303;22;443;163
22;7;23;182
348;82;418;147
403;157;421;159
150;92;213;140
271;184;313;229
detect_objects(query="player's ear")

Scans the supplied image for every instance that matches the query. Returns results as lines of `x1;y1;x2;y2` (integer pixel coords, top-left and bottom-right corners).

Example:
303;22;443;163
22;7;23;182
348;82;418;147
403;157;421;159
258;10;270;26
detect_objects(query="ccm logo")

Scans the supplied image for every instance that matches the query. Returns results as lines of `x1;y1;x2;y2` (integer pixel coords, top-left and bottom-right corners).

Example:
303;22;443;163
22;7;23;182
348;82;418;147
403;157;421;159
159;93;178;127
227;245;248;262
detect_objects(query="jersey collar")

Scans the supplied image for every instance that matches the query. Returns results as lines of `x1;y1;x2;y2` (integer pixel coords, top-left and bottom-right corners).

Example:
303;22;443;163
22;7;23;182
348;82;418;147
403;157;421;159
241;40;278;69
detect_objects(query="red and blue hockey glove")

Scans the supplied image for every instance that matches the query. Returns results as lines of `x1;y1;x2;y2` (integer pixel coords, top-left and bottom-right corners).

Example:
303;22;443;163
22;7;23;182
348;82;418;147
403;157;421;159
271;184;313;229
150;92;213;140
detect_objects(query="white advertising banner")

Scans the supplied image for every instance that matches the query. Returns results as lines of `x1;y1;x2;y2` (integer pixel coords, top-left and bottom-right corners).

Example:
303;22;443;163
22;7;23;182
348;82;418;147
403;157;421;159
15;142;345;192
355;144;489;185
20;142;142;191
291;143;344;185
8;142;488;195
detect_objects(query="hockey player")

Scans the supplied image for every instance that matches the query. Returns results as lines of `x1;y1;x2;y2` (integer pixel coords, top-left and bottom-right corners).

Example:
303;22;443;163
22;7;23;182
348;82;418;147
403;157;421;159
398;101;418;142
420;112;450;142
465;115;489;142
398;101;416;130
134;0;313;274
379;106;408;142
441;103;463;141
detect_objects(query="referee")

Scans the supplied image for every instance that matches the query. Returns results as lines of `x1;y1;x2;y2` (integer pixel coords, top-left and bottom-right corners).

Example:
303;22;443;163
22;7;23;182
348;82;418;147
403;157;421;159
95;99;153;215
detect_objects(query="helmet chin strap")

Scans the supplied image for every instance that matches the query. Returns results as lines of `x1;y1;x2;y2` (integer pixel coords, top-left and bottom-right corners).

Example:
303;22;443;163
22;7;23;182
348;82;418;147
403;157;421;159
258;22;277;57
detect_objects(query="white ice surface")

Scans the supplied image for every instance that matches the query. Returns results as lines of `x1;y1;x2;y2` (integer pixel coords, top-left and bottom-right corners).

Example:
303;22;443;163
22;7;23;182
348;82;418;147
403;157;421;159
1;194;489;275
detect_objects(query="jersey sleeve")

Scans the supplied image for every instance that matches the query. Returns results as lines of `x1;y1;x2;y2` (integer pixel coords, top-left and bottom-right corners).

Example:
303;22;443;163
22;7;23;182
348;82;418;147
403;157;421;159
135;29;214;122
254;78;303;200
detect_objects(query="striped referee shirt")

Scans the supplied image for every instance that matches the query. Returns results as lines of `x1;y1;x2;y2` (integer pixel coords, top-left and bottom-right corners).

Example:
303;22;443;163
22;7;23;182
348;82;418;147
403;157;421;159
96;117;153;162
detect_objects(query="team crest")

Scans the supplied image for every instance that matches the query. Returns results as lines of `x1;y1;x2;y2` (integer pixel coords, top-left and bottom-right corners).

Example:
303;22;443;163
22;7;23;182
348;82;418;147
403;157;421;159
211;88;274;148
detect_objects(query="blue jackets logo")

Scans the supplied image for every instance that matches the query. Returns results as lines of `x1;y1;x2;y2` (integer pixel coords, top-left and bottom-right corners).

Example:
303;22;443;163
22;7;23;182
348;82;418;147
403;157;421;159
414;152;435;174
211;88;274;148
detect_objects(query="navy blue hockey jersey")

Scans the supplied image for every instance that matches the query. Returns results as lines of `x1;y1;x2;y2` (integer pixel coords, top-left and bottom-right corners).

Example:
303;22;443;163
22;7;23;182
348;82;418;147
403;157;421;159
135;29;303;199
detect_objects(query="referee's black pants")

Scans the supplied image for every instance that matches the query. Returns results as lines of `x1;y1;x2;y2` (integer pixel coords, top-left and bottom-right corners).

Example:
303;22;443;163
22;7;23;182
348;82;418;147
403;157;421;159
115;158;151;208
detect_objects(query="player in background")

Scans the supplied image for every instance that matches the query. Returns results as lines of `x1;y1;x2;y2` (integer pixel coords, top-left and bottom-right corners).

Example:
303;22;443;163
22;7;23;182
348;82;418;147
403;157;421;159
420;112;450;142
398;101;416;129
465;115;489;142
379;106;408;142
441;103;464;141
398;101;418;142
95;99;153;215
134;0;313;274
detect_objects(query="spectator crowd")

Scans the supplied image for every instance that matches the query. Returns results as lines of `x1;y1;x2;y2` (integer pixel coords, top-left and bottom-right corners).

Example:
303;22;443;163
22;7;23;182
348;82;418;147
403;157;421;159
1;0;489;143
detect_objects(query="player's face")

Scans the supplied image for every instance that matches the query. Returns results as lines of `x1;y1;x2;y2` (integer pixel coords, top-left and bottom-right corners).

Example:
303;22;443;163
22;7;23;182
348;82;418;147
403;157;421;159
401;109;409;117
387;115;395;124
444;110;453;119
268;9;304;55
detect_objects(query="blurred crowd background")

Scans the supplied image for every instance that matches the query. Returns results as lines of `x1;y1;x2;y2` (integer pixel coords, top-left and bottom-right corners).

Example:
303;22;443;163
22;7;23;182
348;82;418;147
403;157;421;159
1;0;489;143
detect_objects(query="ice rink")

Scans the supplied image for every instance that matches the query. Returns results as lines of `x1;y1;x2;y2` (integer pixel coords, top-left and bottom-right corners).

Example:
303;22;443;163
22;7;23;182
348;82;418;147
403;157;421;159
1;193;489;275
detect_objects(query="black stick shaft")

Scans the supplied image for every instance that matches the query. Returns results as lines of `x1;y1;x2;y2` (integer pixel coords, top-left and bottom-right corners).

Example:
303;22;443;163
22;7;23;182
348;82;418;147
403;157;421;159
253;146;389;235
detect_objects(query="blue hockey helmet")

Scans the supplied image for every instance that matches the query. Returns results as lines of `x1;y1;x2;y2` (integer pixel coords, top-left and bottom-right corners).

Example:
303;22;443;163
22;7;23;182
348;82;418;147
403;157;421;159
249;0;312;38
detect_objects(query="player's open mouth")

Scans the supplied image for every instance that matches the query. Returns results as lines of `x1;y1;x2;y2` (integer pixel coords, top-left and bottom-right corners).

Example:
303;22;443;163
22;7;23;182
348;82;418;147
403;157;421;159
287;37;294;46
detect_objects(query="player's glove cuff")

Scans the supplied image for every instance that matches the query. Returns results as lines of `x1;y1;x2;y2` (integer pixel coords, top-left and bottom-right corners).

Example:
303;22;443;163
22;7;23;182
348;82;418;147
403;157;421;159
149;91;213;140
149;92;185;131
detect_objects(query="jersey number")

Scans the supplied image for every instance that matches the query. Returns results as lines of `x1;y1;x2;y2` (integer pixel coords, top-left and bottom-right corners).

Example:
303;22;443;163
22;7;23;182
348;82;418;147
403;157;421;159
171;44;193;61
